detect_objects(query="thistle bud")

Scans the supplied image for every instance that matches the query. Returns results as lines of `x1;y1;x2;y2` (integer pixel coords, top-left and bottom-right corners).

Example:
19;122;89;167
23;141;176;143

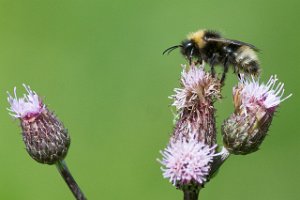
222;75;292;155
170;64;221;145
7;84;70;164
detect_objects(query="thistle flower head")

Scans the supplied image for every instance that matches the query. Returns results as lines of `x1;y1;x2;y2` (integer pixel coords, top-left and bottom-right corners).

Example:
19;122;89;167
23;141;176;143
159;138;216;187
222;75;292;155
7;84;70;164
171;64;221;111
234;75;292;115
7;84;45;120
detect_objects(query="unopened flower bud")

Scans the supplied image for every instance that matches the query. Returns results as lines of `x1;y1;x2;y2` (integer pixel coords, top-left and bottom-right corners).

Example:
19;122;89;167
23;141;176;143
7;84;70;164
222;75;292;154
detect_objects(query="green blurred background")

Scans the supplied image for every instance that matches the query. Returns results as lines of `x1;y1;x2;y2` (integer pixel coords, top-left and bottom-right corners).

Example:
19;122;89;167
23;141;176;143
0;0;299;199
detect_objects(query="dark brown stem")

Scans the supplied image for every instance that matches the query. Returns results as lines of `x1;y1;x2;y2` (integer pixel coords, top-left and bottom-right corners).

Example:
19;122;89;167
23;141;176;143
183;188;199;200
56;160;87;200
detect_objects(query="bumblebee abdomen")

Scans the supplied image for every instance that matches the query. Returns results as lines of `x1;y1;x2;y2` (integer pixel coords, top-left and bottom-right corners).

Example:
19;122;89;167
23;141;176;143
234;46;259;74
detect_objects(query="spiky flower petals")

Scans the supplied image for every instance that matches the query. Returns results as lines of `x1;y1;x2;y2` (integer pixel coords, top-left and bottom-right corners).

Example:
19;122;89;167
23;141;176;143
170;64;221;145
159;138;216;187
234;75;292;115
7;84;45;120
222;75;291;155
7;85;70;164
171;64;221;111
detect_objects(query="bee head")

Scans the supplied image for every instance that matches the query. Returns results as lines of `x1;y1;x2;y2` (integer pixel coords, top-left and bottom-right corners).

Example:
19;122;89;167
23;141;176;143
180;40;199;58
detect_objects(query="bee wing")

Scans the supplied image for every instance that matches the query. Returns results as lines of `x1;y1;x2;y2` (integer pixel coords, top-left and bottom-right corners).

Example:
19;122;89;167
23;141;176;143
206;37;259;51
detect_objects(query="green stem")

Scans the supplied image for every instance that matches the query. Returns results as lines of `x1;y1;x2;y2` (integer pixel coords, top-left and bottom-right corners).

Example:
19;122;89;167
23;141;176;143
56;160;87;200
183;188;200;200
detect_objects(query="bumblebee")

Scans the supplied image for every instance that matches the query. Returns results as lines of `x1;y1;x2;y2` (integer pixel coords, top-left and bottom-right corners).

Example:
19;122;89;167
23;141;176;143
163;29;260;83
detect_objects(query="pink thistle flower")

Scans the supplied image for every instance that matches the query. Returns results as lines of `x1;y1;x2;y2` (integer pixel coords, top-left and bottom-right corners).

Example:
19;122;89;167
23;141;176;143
7;84;70;164
170;64;221;145
234;75;292;115
222;75;292;155
7;84;45;121
171;64;220;111
159;138;217;187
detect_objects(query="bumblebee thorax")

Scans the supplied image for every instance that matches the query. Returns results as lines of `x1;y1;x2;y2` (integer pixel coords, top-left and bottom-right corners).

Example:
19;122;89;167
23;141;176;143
187;30;206;49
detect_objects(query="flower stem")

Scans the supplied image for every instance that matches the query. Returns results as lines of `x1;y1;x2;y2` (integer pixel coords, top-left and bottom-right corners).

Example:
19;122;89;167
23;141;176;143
183;188;200;200
56;160;87;200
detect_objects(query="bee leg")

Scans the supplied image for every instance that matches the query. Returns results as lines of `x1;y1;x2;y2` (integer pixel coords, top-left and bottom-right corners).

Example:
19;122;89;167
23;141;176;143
198;54;203;65
189;48;194;65
188;57;192;65
234;66;241;79
221;56;229;84
237;73;241;80
233;65;237;73
195;57;203;65
210;54;217;78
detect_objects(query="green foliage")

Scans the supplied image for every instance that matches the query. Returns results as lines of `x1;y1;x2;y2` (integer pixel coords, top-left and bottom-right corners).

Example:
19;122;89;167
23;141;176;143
0;0;299;199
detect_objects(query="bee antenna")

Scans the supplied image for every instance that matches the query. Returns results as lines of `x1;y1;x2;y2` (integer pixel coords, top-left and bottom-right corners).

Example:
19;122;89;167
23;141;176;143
162;45;182;55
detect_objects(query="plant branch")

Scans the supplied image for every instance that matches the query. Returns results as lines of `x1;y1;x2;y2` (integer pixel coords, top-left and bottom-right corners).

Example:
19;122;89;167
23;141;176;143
56;160;87;200
183;188;200;200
